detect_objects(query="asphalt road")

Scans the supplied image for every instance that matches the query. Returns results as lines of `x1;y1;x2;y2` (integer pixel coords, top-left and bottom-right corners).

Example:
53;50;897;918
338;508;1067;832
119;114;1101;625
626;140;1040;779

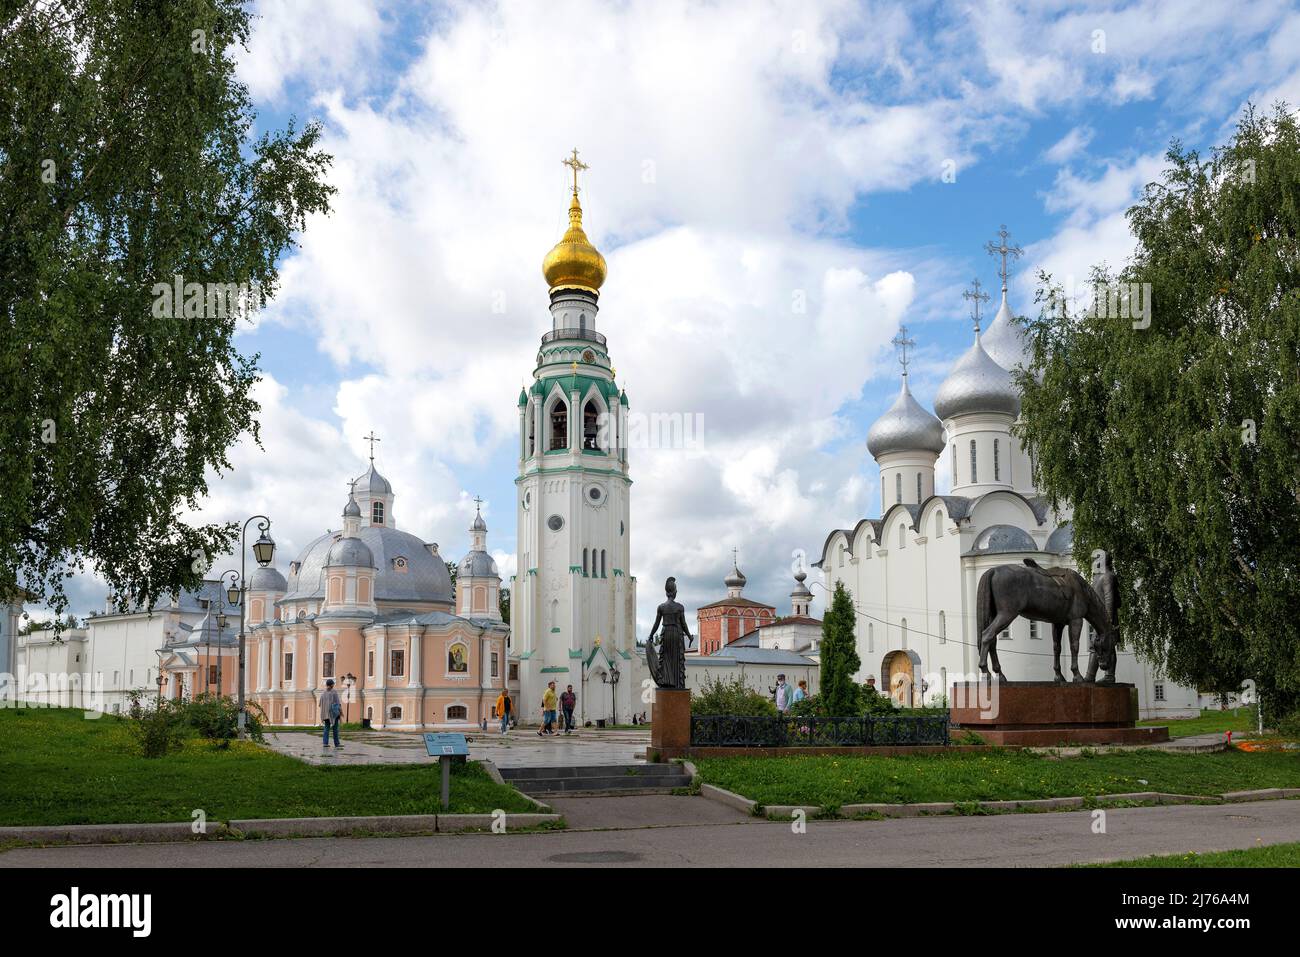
2;797;1298;867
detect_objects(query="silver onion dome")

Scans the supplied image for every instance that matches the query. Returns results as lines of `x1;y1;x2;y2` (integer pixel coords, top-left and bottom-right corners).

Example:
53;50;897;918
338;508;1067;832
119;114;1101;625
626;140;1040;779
724;564;747;589
326;536;375;568
867;375;945;457
249;564;287;592
981;295;1031;374
969;524;1037;554
790;569;813;600
355;463;392;495
933;333;1021;420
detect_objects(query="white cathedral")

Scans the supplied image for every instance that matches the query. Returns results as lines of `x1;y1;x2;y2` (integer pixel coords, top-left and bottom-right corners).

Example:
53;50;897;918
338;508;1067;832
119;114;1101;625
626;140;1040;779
816;233;1197;720
508;154;643;724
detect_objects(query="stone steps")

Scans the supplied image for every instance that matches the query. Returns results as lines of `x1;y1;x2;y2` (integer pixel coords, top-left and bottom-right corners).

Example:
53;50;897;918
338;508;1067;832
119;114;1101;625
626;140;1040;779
499;764;691;795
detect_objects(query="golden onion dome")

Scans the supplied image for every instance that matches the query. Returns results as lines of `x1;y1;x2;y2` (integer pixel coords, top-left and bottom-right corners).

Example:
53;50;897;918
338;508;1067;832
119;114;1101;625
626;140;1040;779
542;191;606;293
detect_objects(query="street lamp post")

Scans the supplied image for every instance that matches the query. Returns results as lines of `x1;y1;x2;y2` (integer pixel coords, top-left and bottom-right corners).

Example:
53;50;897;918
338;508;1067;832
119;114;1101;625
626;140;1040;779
602;664;621;726
343;673;357;724
221;516;275;739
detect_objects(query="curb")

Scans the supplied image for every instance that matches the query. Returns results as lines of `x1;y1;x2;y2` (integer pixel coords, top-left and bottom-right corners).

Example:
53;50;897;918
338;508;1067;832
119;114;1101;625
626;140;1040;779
695;785;1300;821
481;760;554;814
0;812;563;846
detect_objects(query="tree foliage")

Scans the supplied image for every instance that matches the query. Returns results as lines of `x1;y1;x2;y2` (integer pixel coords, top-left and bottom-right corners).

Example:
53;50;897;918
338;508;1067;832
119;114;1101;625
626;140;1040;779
1016;105;1300;718
818;581;861;716
0;0;335;614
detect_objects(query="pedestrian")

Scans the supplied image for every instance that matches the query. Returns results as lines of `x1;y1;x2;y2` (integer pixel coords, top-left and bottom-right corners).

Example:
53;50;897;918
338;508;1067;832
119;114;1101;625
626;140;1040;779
537;681;558;736
320;678;343;751
561;684;577;734
774;673;791;713
793;679;808;705
631;712;638;726
496;687;513;735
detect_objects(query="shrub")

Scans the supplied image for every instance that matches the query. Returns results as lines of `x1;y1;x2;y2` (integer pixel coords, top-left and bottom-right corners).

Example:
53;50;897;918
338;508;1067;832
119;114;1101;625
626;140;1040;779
860;686;896;715
1275;710;1300;739
691;674;777;716
182;694;266;744
124;691;187;758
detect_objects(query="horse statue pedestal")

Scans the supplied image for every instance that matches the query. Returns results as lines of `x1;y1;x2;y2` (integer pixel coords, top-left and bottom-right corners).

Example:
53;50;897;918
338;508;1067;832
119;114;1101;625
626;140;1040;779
649;689;692;760
949;681;1169;746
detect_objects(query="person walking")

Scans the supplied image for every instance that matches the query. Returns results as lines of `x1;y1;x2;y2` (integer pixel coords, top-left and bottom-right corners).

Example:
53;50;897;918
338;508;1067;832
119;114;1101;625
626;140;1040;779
538;681;558;736
793;679;808;705
496;687;513;735
774;673;791;713
560;684;577;734
320;678;343;750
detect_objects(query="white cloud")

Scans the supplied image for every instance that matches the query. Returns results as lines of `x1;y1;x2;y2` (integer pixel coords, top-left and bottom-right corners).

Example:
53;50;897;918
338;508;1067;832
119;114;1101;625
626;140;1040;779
1044;125;1095;164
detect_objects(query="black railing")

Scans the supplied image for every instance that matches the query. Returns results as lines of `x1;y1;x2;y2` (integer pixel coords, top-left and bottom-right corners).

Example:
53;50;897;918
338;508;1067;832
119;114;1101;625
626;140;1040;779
690;714;950;748
541;328;607;348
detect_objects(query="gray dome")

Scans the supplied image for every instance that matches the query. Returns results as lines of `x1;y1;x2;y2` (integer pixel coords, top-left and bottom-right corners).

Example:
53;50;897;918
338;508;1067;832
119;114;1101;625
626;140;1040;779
1045;523;1074;555
934;334;1021;420
724;564;747;588
327;536;375;568
343;496;361;518
355;464;392;495
867;376;945;457
459;550;499;578
969;524;1038;554
284;526;452;604
982;296;1031;373
790;569;813;599
249;565;287;592
470;511;487;532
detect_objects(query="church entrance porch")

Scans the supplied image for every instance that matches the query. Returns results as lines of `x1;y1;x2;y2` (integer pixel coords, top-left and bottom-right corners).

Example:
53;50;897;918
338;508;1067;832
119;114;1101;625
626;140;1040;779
882;650;921;707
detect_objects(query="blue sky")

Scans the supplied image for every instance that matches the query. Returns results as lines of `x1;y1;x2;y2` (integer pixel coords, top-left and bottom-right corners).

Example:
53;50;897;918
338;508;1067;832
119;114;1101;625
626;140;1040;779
49;0;1300;632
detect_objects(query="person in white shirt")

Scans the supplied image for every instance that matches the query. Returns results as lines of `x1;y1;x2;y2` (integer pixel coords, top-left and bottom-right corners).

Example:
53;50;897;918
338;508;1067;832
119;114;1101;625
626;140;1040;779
775;674;791;713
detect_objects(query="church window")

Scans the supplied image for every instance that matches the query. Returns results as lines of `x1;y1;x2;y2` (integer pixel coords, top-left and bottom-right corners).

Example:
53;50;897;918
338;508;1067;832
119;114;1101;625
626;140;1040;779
901;618;908;649
582;548;589;577
1000;627;1010;641
868;623;874;653
207;664;217;687
366;706;373;720
367;650;374;677
549;398;569;450
969;440;978;483
509;663;519;681
916;473;923;502
601;549;607;577
491;652;499;678
895;473;902;504
951;444;957;483
583;398;602;451
447;705;468;721
322;652;335;679
993;439;1001;481
1154;683;1165;702
1030;621;1040;640
283;654;293;681
390;649;405;677
393;556;408;574
389;705;403;721
934;511;943;538
898;525;905;549
372;501;384;526
527;408;536;456
938;611;946;644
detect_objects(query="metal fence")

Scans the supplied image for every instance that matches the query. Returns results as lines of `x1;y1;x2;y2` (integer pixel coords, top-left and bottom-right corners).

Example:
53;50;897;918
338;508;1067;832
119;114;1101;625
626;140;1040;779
690;713;950;748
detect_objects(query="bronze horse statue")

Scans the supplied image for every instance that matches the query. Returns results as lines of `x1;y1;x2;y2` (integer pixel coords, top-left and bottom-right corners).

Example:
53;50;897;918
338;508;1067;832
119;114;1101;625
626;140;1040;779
975;559;1114;684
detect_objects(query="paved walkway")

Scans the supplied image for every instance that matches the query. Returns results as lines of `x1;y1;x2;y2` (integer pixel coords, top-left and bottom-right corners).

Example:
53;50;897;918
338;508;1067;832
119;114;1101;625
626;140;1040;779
267;728;651;768
4;798;1296;868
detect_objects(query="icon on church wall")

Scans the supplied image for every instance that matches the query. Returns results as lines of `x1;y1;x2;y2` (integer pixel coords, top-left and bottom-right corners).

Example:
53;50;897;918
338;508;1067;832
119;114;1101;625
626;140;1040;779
448;644;468;673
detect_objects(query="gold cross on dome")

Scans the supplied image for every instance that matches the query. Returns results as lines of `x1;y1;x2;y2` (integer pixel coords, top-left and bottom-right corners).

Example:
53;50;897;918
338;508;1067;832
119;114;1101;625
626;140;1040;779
891;325;916;375
963;278;990;332
562;147;589;194
984;224;1024;292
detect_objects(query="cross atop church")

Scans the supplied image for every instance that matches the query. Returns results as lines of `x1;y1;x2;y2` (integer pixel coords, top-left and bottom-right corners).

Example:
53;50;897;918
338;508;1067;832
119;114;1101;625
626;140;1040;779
963;278;990;332
891;324;916;376
363;430;380;464
984;224;1023;293
562;147;589;195
473;494;484;515
732;546;739;569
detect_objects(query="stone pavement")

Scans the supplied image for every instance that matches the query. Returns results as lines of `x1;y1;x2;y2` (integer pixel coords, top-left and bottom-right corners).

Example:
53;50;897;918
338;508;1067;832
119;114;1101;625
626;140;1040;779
267;727;651;768
4;798;1298;868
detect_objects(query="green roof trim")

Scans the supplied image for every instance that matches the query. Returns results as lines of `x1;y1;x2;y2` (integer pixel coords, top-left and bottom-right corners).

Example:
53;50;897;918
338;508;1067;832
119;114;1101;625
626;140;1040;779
567;649;584;658
550;627;561;633
540;666;570;674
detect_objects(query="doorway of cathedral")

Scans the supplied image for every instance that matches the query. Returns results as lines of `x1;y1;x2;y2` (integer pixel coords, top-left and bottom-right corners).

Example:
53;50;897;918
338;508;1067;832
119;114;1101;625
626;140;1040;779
882;650;917;707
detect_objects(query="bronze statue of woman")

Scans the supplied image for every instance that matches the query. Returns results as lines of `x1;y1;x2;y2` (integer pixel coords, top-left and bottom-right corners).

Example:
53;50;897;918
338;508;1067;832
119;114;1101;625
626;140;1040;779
646;576;690;690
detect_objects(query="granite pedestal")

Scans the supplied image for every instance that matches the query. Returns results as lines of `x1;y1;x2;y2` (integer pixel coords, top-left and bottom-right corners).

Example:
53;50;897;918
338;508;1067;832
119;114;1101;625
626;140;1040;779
950;681;1169;746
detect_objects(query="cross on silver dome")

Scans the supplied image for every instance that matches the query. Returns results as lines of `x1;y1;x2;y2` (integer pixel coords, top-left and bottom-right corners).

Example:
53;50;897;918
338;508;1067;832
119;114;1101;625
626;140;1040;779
984;224;1023;294
963;278;991;333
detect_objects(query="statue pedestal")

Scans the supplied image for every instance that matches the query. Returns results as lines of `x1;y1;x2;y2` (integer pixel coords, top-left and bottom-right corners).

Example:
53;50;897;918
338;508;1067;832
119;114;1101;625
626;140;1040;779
649;689;691;759
949;681;1169;746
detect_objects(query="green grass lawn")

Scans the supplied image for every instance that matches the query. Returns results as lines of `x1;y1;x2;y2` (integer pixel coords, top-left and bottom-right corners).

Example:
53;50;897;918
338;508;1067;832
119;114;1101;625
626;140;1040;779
1139;707;1258;739
694;748;1300;810
1090;842;1300;867
0;707;535;826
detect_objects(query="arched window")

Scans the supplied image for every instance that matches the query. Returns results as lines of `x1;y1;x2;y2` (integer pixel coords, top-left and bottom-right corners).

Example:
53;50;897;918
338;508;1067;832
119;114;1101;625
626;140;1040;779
934;511;943;539
901;618;908;648
938;610;946;644
993;439;1001;481
951;444;957;483
898;524;905;549
372;501;384;526
447;705;468;721
549;398;568;451
582;548;588;577
583;398;602;451
868;622;874;652
916;472;922;503
601;549;607;578
895;472;902;504
527;407;536;456
969;440;978;483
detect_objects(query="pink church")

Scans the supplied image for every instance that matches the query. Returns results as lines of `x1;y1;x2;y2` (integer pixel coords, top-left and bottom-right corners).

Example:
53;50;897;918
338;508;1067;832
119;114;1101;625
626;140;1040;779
246;459;516;729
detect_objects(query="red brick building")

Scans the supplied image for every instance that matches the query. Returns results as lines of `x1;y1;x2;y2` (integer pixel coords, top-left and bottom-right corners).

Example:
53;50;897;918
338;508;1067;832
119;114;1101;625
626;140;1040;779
693;559;776;656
